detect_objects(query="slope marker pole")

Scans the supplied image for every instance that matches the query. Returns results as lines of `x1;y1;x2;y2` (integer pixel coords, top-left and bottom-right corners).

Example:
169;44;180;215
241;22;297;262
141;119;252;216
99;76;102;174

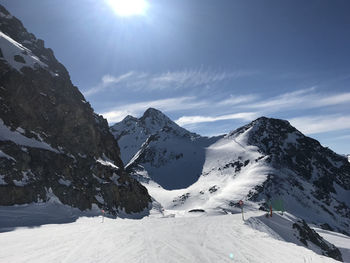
101;209;105;223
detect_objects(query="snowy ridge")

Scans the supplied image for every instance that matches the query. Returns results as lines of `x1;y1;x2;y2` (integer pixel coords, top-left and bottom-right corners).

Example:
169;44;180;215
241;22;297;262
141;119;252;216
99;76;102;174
0;119;59;153
0;31;47;71
96;154;120;169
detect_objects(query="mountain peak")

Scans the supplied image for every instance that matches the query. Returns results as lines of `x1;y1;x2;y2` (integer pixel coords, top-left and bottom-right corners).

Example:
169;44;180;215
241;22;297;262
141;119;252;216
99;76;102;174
0;4;68;77
123;115;138;122
228;116;295;139
140;108;171;122
144;107;162;115
110;108;200;165
0;5;11;17
252;116;291;128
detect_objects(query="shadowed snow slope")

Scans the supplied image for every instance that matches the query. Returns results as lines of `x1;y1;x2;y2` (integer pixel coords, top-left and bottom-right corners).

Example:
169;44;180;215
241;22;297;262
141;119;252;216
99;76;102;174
111;108;221;189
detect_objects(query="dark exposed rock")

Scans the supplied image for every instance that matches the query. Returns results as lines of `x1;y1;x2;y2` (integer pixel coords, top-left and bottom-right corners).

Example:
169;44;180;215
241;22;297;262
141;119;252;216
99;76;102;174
209;185;219;193
188;209;205;213
173;193;190;206
13;54;25;63
0;5;151;214
292;220;343;261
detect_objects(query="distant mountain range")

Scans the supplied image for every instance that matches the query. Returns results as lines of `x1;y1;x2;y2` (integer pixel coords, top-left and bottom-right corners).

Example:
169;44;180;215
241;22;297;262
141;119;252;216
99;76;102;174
112;108;350;235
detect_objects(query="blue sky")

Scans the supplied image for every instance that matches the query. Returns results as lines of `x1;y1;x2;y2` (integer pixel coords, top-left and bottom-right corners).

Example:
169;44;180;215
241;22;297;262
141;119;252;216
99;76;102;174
1;0;350;154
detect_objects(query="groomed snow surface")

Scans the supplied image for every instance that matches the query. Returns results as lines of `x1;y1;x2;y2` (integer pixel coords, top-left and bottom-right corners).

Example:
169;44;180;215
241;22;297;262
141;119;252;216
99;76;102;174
1;203;349;263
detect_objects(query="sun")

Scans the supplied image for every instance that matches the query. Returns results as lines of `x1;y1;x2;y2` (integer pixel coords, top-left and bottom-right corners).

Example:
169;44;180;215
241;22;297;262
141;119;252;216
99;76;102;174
107;0;149;17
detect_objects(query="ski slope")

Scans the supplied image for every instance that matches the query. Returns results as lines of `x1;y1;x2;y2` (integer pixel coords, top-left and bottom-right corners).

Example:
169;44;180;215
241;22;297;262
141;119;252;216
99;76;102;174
0;206;342;263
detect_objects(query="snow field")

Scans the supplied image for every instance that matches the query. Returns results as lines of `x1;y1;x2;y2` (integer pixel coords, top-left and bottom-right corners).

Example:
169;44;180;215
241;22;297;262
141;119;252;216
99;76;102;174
0;211;339;263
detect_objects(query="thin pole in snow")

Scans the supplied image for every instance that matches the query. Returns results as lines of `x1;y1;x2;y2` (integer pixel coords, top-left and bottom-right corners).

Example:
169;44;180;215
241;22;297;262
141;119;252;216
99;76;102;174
270;205;272;217
239;200;244;221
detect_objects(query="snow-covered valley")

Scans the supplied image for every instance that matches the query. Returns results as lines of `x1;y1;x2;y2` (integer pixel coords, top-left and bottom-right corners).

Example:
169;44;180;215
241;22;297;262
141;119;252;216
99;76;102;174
1;3;349;263
1;108;349;262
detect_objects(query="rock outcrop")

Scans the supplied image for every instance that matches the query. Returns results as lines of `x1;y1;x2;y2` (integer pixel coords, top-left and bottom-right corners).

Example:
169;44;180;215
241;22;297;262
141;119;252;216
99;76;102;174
0;5;151;214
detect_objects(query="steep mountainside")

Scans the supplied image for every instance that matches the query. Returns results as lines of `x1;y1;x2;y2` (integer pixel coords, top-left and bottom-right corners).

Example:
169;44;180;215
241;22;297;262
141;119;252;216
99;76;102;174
111;108;201;164
114;110;350;235
111;108;221;189
233;118;350;234
0;5;151;214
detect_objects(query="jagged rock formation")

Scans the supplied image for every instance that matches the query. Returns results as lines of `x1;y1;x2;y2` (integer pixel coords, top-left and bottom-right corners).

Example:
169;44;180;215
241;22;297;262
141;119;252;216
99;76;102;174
0;5;151;214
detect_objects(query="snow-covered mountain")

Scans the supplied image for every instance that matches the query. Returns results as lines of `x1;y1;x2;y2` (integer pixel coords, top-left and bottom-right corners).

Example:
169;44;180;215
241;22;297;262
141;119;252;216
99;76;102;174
0;5;151;214
111;108;201;164
112;110;350;237
111;108;221;189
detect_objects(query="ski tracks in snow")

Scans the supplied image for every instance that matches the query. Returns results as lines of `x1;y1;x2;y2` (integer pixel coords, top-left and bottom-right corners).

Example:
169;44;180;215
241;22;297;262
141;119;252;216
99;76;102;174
0;213;339;263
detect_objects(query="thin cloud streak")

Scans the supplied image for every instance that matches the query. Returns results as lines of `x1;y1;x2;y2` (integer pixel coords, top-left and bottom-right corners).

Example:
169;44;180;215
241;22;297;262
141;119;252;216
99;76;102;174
244;88;350;111
99;84;350;137
218;94;259;106
175;112;259;126
83;69;258;96
84;72;138;96
331;134;350;141
289;115;350;134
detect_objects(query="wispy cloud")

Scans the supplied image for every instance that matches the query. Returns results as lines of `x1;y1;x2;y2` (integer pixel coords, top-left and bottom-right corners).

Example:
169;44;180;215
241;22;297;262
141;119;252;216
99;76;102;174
244;88;350;111
218;94;259;106
331;134;350;141
102;96;207;123
84;72;137;96
95;72;350;138
175;112;258;126
83;69;258;96
289;115;350;134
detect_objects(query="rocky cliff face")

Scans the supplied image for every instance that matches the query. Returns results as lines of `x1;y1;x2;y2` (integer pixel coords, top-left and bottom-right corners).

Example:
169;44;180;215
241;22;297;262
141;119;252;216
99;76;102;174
0;5;151;214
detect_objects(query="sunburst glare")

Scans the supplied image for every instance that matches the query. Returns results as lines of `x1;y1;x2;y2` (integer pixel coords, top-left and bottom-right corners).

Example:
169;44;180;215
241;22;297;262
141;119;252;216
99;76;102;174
106;0;149;17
